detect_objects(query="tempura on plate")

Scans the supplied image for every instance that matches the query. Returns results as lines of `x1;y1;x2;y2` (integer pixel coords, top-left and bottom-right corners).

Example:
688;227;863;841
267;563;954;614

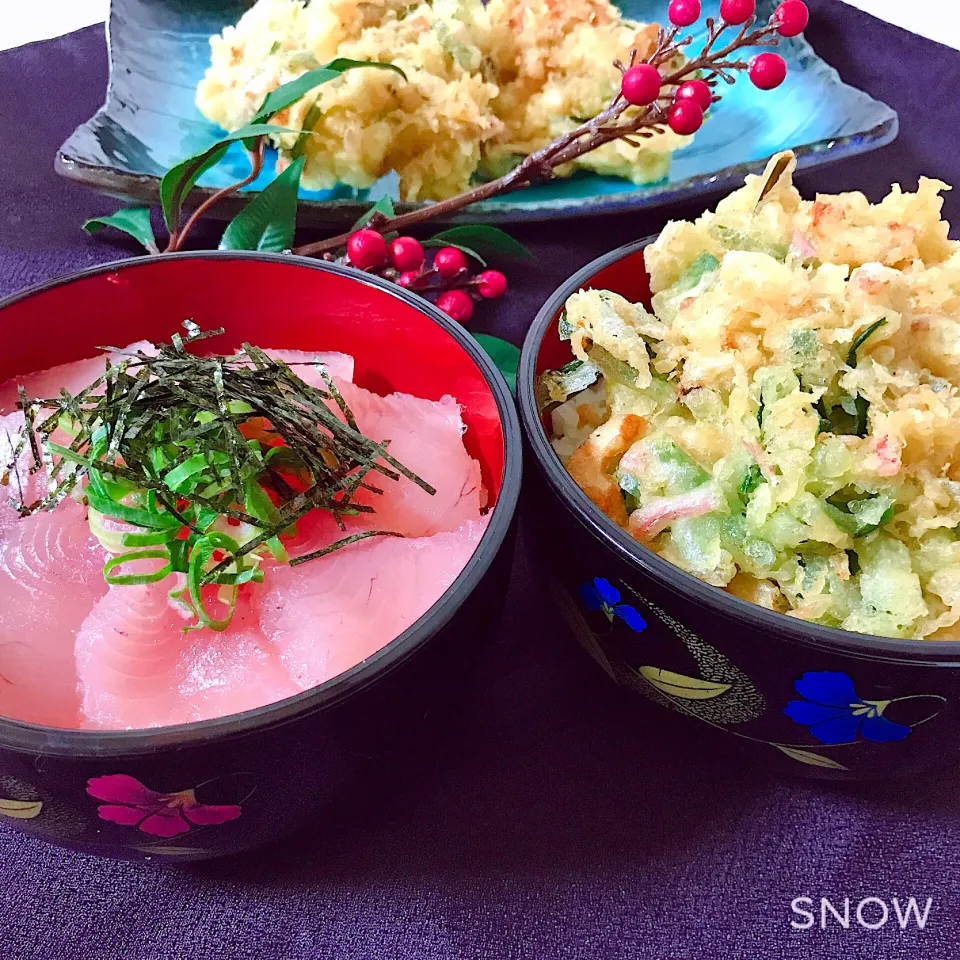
196;0;689;201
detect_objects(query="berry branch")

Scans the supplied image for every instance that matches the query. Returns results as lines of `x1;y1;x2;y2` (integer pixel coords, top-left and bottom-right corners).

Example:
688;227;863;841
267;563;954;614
84;0;809;333
292;0;808;261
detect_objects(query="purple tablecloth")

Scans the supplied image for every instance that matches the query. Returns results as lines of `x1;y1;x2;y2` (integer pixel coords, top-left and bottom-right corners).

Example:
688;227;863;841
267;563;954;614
3;3;960;957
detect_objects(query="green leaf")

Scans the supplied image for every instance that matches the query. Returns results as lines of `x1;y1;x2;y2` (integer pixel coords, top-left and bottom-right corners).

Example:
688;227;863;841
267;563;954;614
219;156;305;252
422;238;487;266
159;123;293;232
324;57;408;79
425;225;531;261
846;318;887;368
253;67;340;125
159;60;404;235
774;745;849;771
291;98;323;160
83;208;158;253
472;334;519;396
252;60;406;126
351;194;396;231
637;666;731;700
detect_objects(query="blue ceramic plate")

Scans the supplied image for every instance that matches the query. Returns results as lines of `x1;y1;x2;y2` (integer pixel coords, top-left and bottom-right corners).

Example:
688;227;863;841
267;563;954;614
56;0;898;227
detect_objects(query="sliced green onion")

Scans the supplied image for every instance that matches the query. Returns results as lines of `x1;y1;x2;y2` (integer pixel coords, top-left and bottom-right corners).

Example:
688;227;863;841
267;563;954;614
212;564;265;587
188;532;245;631
86;492;181;530
194;506;221;532
266;536;289;562
46;442;94;468
103;550;173;586
168;538;190;573
265;446;310;475
121;527;181;547
243;472;280;526
87;466;111;501
164;453;212;492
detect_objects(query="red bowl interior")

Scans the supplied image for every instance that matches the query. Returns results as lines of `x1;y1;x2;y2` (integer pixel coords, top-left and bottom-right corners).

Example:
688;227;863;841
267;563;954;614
0;255;506;503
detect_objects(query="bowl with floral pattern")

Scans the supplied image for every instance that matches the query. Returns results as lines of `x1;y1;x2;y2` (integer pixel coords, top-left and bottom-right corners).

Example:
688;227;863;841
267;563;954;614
518;237;959;780
0;252;521;859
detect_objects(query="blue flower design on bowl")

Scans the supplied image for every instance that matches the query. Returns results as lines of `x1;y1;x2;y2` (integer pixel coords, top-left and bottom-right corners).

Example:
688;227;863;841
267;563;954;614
783;671;911;745
579;578;647;633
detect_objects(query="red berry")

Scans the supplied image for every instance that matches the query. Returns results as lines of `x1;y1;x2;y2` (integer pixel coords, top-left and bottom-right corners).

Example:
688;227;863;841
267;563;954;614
397;270;420;288
436;289;474;324
774;0;808;36
667;100;704;136
433;247;469;278
749;52;787;90
719;0;755;24
477;270;508;300
389;236;425;272
667;0;701;27
346;229;387;270
674;79;712;112
620;64;662;107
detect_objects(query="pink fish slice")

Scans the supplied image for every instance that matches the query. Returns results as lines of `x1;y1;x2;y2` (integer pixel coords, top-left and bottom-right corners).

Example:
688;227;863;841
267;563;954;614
260;516;489;691
0;340;157;414
0;411;44;530
237;348;355;389
173;589;299;724
330;379;484;538
0;500;108;727
75;578;187;730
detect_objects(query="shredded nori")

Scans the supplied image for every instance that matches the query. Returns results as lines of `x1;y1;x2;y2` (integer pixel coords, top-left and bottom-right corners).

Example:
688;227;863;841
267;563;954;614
8;324;433;596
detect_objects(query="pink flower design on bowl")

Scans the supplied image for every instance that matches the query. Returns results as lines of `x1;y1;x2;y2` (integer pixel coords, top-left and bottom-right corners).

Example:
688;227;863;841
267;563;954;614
86;774;242;838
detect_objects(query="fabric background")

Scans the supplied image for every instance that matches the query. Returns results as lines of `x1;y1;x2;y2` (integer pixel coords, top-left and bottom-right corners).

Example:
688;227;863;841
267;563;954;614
2;2;960;957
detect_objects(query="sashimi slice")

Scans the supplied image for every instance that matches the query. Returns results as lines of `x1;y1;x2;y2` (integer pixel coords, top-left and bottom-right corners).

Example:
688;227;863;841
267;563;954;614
174;592;299;723
280;507;366;561
246;348;355;388
332;379;484;537
260;515;489;690
0;340;157;413
77;581;297;729
1;343;159;524
0;500;108;727
75;580;186;730
0;409;103;530
0;412;43;530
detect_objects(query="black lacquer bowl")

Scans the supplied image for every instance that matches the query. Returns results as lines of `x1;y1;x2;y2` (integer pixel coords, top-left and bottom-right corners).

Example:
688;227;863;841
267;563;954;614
0;253;520;859
519;238;960;781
